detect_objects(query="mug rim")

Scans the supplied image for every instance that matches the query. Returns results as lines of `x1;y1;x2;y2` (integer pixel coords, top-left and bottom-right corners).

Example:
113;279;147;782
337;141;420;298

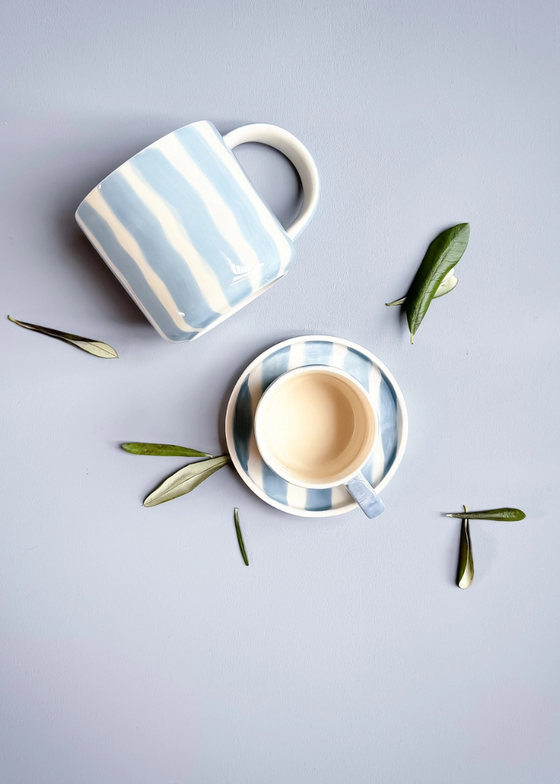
254;364;379;490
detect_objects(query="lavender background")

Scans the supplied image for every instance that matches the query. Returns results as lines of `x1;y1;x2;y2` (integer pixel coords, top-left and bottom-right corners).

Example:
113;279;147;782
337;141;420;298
1;1;559;782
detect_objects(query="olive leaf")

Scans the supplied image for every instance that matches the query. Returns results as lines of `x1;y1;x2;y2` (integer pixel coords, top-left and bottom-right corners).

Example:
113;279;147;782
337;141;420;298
8;316;118;358
446;507;526;522
404;223;470;343
457;505;474;590
143;455;230;507
122;442;212;458
386;269;458;307
234;507;249;566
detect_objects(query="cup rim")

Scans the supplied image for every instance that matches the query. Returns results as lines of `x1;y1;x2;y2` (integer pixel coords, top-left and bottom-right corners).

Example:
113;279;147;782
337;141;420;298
254;364;379;490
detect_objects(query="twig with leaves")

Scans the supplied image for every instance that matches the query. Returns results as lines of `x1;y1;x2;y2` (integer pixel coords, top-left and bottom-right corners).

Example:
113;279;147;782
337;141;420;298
386;223;470;343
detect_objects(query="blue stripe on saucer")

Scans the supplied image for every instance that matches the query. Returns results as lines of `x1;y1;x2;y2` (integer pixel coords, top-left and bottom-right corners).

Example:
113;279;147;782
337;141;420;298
233;377;253;473
305;488;333;511
304;340;334;365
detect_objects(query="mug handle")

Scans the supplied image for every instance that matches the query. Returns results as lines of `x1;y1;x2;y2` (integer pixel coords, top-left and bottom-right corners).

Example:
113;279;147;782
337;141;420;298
346;472;386;519
223;123;320;241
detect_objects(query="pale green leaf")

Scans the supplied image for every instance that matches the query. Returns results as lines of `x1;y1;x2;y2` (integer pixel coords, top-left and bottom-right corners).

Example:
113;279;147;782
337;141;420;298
8;316;118;358
122;442;212;458
143;456;230;507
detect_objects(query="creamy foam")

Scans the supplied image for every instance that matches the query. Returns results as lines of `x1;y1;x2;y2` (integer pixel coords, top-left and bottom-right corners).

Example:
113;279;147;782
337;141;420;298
256;368;376;486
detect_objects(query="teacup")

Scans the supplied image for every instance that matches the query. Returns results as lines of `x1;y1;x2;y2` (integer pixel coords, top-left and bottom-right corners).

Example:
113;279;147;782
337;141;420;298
75;121;320;342
254;365;386;518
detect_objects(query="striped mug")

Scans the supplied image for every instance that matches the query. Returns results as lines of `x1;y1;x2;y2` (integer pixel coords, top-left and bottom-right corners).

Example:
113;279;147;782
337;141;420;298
75;121;320;342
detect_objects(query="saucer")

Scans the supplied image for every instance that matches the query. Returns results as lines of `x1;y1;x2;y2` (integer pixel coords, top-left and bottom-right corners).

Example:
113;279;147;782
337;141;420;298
225;336;408;517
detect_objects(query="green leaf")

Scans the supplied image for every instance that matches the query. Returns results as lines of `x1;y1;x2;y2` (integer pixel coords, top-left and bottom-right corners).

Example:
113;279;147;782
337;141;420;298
8;315;118;358
234;507;249;566
446;507;526;521
386;270;459;307
457;505;474;590
143;455;230;507
122;442;212;458
405;223;470;342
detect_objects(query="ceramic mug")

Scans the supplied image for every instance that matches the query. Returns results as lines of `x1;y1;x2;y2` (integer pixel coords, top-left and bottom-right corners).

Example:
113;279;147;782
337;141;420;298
75;121;320;342
254;365;386;518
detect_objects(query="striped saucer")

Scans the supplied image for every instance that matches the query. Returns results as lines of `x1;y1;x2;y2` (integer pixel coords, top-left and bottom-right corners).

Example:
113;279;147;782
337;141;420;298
225;336;408;517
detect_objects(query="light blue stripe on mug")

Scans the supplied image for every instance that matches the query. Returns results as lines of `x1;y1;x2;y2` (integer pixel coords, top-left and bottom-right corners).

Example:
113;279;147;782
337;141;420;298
76;201;193;342
98;172;219;330
130;148;253;308
175;125;290;288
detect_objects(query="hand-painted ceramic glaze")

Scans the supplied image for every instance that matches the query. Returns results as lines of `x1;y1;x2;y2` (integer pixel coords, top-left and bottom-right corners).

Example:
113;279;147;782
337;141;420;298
225;336;408;517
75;122;320;342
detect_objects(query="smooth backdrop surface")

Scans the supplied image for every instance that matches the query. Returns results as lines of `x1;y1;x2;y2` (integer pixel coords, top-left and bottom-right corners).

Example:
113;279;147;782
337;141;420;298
1;1;559;782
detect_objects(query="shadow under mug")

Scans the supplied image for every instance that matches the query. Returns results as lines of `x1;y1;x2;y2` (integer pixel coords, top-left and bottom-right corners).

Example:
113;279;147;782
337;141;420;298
254;365;386;519
75;121;320;342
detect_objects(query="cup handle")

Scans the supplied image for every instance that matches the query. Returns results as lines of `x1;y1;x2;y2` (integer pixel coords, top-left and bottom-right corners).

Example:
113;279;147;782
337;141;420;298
346;472;386;519
223;123;320;241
